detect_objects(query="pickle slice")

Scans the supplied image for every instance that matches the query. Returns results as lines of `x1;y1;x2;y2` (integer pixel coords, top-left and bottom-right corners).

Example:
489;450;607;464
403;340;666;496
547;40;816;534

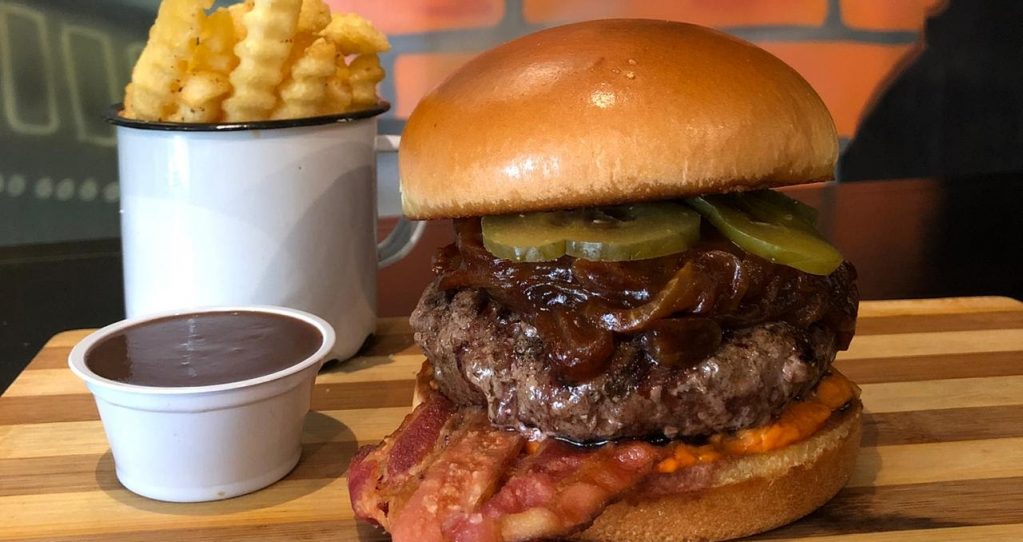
481;203;701;262
686;195;842;275
733;190;819;235
481;211;570;261
565;203;700;261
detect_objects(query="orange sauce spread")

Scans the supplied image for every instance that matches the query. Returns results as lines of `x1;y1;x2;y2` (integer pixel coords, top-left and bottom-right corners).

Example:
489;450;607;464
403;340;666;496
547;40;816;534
655;372;860;474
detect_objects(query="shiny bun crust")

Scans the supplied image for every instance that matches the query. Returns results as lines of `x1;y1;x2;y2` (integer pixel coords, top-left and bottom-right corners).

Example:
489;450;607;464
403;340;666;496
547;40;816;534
574;401;863;542
399;19;839;219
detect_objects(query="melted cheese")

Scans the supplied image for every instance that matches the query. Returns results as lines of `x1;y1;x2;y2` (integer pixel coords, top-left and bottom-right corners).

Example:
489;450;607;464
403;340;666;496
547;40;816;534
656;372;860;473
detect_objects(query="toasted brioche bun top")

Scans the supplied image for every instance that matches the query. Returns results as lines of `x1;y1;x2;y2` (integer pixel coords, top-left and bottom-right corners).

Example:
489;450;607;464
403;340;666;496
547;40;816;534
399;19;838;220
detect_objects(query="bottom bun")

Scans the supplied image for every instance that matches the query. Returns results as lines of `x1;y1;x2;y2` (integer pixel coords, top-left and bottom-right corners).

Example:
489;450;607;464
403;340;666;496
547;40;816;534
573;400;863;542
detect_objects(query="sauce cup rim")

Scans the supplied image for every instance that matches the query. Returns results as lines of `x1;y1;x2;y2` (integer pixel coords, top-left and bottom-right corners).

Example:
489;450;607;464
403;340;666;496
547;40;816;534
68;305;336;396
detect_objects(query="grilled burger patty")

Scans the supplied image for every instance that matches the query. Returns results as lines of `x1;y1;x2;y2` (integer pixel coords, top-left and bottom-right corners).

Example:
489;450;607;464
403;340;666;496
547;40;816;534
411;284;841;442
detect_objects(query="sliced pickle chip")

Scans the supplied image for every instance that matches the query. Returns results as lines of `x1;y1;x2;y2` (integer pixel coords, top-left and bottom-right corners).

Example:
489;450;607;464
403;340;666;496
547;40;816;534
481;211;570;261
733;190;819;235
686;194;843;275
565;203;700;261
480;202;701;262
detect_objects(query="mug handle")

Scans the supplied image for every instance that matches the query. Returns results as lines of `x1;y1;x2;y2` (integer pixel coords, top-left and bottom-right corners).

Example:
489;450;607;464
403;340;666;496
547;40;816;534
375;135;426;268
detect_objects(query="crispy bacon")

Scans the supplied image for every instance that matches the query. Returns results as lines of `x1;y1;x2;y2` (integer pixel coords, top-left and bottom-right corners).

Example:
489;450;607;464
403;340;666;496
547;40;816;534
348;393;457;527
349;394;664;542
445;440;659;542
387;393;456;477
391;412;524;542
347;445;385;525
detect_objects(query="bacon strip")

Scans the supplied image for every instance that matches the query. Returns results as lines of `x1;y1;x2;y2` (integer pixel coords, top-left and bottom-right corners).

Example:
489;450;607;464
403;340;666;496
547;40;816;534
348;393;457;527
349;395;663;542
445;440;660;542
390;411;525;542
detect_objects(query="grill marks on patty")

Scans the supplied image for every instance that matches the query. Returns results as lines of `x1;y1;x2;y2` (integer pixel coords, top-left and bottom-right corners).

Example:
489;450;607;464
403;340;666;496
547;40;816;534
411;284;839;442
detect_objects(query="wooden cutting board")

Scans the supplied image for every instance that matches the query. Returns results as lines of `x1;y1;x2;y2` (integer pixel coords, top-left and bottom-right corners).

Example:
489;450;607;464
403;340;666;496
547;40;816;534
1;296;1022;541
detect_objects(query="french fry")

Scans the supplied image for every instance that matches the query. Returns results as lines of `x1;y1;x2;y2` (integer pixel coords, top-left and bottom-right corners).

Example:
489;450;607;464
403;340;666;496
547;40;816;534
122;83;137;118
227;0;253;41
123;0;210;120
324;67;354;114
123;0;388;123
223;0;303;121
281;0;332;86
298;0;331;35
171;71;232;123
191;8;239;75
169;8;237;123
347;54;385;108
272;38;337;119
319;12;390;55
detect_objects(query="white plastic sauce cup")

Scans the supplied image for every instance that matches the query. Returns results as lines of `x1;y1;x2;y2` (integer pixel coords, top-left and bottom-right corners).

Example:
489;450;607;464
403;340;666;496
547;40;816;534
68;305;336;503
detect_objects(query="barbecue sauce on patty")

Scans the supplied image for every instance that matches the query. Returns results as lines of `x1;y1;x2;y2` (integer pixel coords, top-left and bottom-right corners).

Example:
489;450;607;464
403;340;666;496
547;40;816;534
433;219;858;382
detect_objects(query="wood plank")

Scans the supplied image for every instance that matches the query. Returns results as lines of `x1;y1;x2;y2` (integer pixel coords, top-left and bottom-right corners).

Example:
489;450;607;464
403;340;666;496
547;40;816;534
3;298;1023;541
19;297;1021;374
5;399;1019;460
839;329;1023;360
0;380;416;426
2;438;1022;539
14;345;1020;403
41;318;408;346
0;477;354;540
313;380;415;411
754;477;1023;540
848;437;1023;488
855;311;1023;335
859;375;1023;413
5;375;1022;459
856;296;1022;317
375;317;411;336
3;369;88;398
13;520;388;542
0;394;98;425
7;360;426;398
7;484;1023;539
7;403;1023;499
836;351;1023;384
17;345;72;371
862;405;1023;447
0;406;411;460
40;330;93;349
316;328;1023;387
769;523;1023;542
314;353;424;385
0;440;362;498
349;332;415;358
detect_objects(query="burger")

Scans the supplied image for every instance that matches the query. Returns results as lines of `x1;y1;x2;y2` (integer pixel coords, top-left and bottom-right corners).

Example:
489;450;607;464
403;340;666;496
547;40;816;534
349;19;861;542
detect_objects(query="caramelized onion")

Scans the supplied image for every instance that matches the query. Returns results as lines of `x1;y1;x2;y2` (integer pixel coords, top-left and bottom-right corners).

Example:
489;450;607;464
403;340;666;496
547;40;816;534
433;219;857;382
640;318;723;368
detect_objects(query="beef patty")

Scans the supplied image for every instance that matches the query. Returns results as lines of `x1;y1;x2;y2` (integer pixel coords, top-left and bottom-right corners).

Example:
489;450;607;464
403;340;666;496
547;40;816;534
411;283;839;442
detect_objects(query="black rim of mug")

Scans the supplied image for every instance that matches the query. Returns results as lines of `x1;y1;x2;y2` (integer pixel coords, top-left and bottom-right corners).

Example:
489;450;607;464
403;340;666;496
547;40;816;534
105;101;391;132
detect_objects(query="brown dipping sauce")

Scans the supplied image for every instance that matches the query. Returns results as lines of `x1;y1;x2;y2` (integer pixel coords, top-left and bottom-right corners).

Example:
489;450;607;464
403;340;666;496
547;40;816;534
86;311;323;387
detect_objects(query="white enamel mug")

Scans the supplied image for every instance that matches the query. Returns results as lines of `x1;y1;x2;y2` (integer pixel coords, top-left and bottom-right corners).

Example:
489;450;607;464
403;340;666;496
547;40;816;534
109;105;423;361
